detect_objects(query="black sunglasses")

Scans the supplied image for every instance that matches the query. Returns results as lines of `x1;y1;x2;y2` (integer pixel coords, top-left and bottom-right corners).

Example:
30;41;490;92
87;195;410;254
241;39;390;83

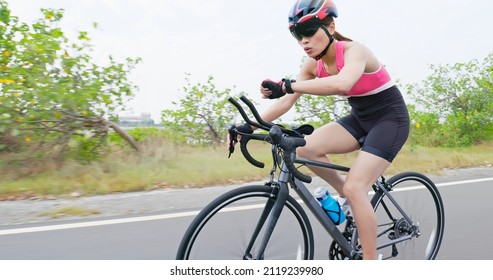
289;20;323;41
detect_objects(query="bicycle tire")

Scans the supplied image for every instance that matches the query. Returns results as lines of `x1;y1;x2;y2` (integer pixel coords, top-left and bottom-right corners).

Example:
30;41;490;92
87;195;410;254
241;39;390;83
176;185;314;260
371;172;445;260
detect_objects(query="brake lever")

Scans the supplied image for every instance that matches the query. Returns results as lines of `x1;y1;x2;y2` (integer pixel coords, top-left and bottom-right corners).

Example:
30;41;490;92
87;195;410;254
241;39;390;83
227;126;238;158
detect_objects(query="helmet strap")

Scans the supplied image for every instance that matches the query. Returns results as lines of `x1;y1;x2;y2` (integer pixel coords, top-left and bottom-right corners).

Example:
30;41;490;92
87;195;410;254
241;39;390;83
314;25;334;61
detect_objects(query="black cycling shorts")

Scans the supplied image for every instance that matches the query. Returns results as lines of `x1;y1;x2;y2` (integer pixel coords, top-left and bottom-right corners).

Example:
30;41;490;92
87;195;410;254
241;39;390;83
336;86;410;162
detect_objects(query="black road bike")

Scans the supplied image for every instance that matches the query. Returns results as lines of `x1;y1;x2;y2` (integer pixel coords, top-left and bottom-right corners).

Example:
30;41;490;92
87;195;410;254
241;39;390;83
176;96;445;260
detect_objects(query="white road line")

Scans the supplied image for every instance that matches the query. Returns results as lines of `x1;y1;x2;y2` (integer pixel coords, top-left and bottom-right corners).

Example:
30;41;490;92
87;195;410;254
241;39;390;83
0;211;198;236
1;177;492;236
435;177;493;187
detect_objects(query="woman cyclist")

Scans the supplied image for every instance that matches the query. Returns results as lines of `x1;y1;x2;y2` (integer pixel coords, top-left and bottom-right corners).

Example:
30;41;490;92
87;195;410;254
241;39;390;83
236;0;410;260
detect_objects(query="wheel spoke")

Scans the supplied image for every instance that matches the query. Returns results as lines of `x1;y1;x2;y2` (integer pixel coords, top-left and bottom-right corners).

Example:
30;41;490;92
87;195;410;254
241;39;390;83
369;173;445;260
176;185;314;260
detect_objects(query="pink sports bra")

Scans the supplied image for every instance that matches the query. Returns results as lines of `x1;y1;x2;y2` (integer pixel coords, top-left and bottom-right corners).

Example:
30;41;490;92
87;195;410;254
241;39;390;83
316;41;393;96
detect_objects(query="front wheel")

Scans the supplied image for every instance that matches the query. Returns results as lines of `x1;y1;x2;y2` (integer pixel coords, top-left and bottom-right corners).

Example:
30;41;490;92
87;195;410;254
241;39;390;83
372;172;445;260
176;185;314;260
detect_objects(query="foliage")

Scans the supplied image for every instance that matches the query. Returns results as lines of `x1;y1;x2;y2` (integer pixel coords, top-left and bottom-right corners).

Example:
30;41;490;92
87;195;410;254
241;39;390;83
107;127;167;149
406;53;493;147
0;1;140;163
1;135;491;198
291;55;350;126
161;75;246;145
293;94;350;127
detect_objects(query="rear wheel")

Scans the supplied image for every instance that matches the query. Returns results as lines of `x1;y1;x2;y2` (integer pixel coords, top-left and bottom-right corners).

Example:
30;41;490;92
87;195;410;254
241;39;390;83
176;185;314;260
371;172;445;259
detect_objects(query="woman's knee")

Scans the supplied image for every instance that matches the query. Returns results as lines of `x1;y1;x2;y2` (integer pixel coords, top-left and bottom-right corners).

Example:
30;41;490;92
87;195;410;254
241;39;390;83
297;144;328;160
297;134;331;159
297;145;313;159
342;181;369;202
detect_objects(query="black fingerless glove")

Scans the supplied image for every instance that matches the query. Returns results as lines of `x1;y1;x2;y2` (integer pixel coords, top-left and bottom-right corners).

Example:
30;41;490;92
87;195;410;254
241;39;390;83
261;79;296;99
261;79;285;99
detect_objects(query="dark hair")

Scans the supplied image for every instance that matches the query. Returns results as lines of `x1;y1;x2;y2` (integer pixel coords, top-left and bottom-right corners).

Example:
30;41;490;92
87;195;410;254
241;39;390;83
322;16;352;42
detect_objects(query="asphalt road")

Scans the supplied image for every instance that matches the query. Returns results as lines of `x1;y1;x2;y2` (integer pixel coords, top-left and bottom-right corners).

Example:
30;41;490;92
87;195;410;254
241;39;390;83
0;167;492;260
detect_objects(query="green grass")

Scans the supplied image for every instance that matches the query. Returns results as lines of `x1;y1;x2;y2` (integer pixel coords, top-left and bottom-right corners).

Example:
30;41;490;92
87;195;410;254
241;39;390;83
0;139;492;199
38;206;101;218
387;142;493;174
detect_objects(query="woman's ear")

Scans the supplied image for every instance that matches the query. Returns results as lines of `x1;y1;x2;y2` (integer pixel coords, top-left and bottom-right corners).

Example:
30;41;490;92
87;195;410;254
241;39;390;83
328;20;336;35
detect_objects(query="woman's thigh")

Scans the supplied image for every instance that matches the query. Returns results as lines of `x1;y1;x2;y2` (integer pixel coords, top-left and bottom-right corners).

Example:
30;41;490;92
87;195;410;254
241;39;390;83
299;122;360;157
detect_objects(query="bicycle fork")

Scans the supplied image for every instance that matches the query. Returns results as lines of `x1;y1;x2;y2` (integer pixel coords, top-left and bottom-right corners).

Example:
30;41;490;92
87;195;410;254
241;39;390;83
243;182;289;260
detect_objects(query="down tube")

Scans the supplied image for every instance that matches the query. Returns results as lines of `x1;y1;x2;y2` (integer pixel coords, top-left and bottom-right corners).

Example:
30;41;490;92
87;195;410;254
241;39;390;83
291;177;355;258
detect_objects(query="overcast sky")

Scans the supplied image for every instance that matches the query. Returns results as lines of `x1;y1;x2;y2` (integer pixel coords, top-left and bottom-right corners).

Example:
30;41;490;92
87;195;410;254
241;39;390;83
7;0;493;120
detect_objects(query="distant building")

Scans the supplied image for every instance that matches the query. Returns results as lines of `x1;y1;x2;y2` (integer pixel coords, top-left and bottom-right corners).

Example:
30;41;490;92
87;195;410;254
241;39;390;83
118;112;155;127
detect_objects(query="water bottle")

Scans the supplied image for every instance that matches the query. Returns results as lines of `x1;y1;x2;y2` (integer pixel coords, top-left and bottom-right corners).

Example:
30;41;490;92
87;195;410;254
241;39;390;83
314;187;346;225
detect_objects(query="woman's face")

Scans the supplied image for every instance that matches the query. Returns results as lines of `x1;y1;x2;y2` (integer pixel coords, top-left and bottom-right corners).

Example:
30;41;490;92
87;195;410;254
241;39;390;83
290;20;334;59
297;27;330;58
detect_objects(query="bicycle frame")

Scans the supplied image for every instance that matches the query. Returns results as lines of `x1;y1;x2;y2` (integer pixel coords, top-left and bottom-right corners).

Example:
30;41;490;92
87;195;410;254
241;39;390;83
253;153;422;260
226;95;432;260
252;154;357;259
299;158;425;257
371;179;420;251
290;158;356;258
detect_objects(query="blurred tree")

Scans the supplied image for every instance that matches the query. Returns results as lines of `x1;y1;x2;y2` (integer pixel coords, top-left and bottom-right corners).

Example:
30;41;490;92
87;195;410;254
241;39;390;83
290;55;351;127
406;53;493;146
161;75;245;145
293;94;350;127
0;1;141;163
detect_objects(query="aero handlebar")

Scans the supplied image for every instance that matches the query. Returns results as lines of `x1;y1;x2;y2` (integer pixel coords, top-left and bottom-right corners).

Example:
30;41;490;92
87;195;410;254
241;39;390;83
228;96;313;183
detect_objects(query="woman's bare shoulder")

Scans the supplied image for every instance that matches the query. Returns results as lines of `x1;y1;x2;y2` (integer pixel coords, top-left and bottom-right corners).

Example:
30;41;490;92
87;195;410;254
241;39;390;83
300;58;318;79
344;41;369;52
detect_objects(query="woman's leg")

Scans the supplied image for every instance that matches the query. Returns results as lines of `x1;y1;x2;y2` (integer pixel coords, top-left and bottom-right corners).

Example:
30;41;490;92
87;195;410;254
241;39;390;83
298;121;393;259
297;122;360;195
343;151;390;260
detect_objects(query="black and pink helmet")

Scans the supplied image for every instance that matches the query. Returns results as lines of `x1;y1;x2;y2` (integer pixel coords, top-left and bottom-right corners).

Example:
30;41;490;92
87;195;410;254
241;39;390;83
288;0;338;27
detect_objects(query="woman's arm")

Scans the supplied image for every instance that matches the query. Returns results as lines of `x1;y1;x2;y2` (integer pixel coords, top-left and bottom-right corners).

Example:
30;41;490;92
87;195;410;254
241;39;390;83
259;59;317;123
289;43;369;96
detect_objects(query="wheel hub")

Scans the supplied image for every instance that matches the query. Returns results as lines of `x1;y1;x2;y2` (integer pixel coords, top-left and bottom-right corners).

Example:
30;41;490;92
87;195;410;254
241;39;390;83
388;218;414;239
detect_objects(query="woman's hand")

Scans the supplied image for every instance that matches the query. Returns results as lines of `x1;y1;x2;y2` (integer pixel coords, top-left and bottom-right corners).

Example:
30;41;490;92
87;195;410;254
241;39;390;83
260;79;285;99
